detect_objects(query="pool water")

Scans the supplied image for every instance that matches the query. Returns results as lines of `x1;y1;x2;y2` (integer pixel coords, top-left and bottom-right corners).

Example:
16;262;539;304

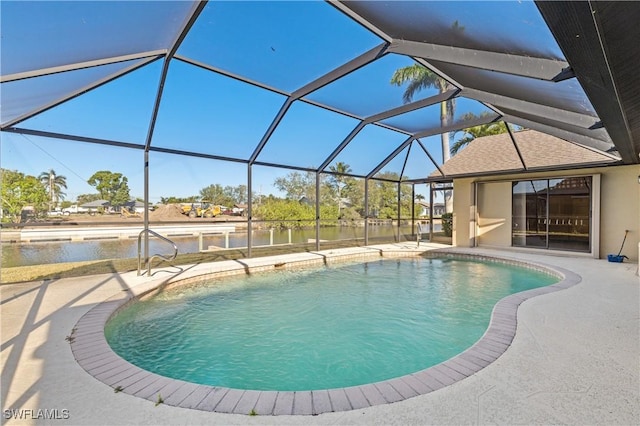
105;257;557;391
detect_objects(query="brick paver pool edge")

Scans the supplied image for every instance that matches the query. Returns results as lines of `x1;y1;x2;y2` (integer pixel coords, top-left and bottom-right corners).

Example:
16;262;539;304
70;248;581;416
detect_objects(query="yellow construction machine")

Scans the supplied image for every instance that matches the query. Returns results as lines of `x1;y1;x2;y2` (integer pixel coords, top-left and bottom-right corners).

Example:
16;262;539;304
181;201;221;218
120;206;141;218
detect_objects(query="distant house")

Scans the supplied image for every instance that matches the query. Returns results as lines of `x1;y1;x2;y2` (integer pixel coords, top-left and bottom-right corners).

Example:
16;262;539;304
80;200;110;213
233;204;247;216
414;200;445;217
123;200;150;213
415;201;429;217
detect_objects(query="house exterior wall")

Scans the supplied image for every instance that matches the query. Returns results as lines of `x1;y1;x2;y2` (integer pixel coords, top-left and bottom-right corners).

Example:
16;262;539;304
477;181;512;247
452;179;472;247
451;164;640;261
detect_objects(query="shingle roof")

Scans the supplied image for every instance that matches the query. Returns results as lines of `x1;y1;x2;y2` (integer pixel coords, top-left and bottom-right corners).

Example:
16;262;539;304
431;129;619;178
80;199;110;208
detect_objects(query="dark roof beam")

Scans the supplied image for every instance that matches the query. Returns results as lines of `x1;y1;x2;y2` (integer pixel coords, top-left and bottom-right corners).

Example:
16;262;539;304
317;121;366;172
1;56;161;130
398;143;412;179
330;1;392;42
291;42;389;99
367;136;414;179
174;55;290;97
252;161;321;174
144;0;208;151
0;49;167;83
505;122;527;170
249;98;293;164
364;88;460;123
415;139;446;177
4;127;145;151
552;66;576;82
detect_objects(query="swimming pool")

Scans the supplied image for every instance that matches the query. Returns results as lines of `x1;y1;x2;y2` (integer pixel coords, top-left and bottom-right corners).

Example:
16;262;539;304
104;256;558;392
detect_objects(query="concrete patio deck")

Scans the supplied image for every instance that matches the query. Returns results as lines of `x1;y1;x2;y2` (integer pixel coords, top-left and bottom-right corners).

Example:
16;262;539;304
1;244;638;425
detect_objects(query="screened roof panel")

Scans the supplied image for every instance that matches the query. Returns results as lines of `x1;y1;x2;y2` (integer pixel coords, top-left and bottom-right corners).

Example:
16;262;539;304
177;1;382;93
416;134;446;165
0;1;192;76
329;124;409;176
151;60;286;159
498;106;612;143
304;54;441;118
255;101;360;169
342;1;564;60
375;145;410;180
1;0;637;190
401;141;439;180
380;97;498;135
2;58;154;128
428;59;598;117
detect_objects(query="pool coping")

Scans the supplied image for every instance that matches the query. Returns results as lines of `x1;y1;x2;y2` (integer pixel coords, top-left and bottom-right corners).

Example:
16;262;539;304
69;247;581;416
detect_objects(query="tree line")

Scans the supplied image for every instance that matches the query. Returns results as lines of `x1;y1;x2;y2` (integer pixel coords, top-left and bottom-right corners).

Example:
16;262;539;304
1;169;132;222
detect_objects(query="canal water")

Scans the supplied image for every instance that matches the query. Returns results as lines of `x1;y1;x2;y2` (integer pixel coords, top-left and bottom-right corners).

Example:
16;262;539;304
2;224;441;268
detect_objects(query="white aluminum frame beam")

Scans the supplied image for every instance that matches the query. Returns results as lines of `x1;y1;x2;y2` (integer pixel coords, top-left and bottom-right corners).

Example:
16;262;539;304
389;39;571;81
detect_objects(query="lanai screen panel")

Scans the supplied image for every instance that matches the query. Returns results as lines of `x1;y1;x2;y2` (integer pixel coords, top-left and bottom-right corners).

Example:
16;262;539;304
255;101;360;169
19;61;163;145
376;140;439;181
176;1;382;93
0;1;193;76
304;54;440;118
428;60;598;117
328;124;409;177
2;0;634;196
380;98;498;134
151;60;286;159
1;133;146;201
2;59;153;127
342;0;565;59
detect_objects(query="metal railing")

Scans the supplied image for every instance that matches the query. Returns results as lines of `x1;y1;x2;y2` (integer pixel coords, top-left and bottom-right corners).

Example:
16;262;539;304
137;229;178;276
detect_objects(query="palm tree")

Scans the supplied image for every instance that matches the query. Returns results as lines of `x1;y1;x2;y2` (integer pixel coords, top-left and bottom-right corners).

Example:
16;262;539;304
451;119;509;155
38;169;67;210
390;21;465;165
390;65;457;213
390;64;456;163
328;162;352;218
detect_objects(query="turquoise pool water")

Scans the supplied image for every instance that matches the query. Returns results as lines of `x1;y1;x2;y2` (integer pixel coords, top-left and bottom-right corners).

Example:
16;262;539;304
105;257;557;391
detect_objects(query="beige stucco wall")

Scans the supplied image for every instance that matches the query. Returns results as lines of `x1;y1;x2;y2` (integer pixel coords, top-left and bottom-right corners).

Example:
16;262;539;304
452;178;472;247
477;181;512;246
452;164;640;261
599;165;640;260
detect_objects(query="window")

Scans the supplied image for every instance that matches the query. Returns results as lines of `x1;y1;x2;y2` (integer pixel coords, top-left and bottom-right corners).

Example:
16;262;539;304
512;176;591;252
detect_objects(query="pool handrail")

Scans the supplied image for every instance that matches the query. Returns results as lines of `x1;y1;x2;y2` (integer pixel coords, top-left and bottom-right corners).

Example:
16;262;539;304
137;229;178;276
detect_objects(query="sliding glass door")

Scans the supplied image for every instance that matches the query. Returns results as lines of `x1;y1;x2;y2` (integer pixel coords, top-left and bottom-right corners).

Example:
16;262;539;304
512;180;548;247
547;177;591;251
512;177;591;252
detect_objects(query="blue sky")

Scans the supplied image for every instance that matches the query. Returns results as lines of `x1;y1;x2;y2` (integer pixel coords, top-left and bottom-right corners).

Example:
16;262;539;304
1;0;560;204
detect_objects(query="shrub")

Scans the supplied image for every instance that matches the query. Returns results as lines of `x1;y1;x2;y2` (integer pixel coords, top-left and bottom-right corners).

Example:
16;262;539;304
441;212;453;237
